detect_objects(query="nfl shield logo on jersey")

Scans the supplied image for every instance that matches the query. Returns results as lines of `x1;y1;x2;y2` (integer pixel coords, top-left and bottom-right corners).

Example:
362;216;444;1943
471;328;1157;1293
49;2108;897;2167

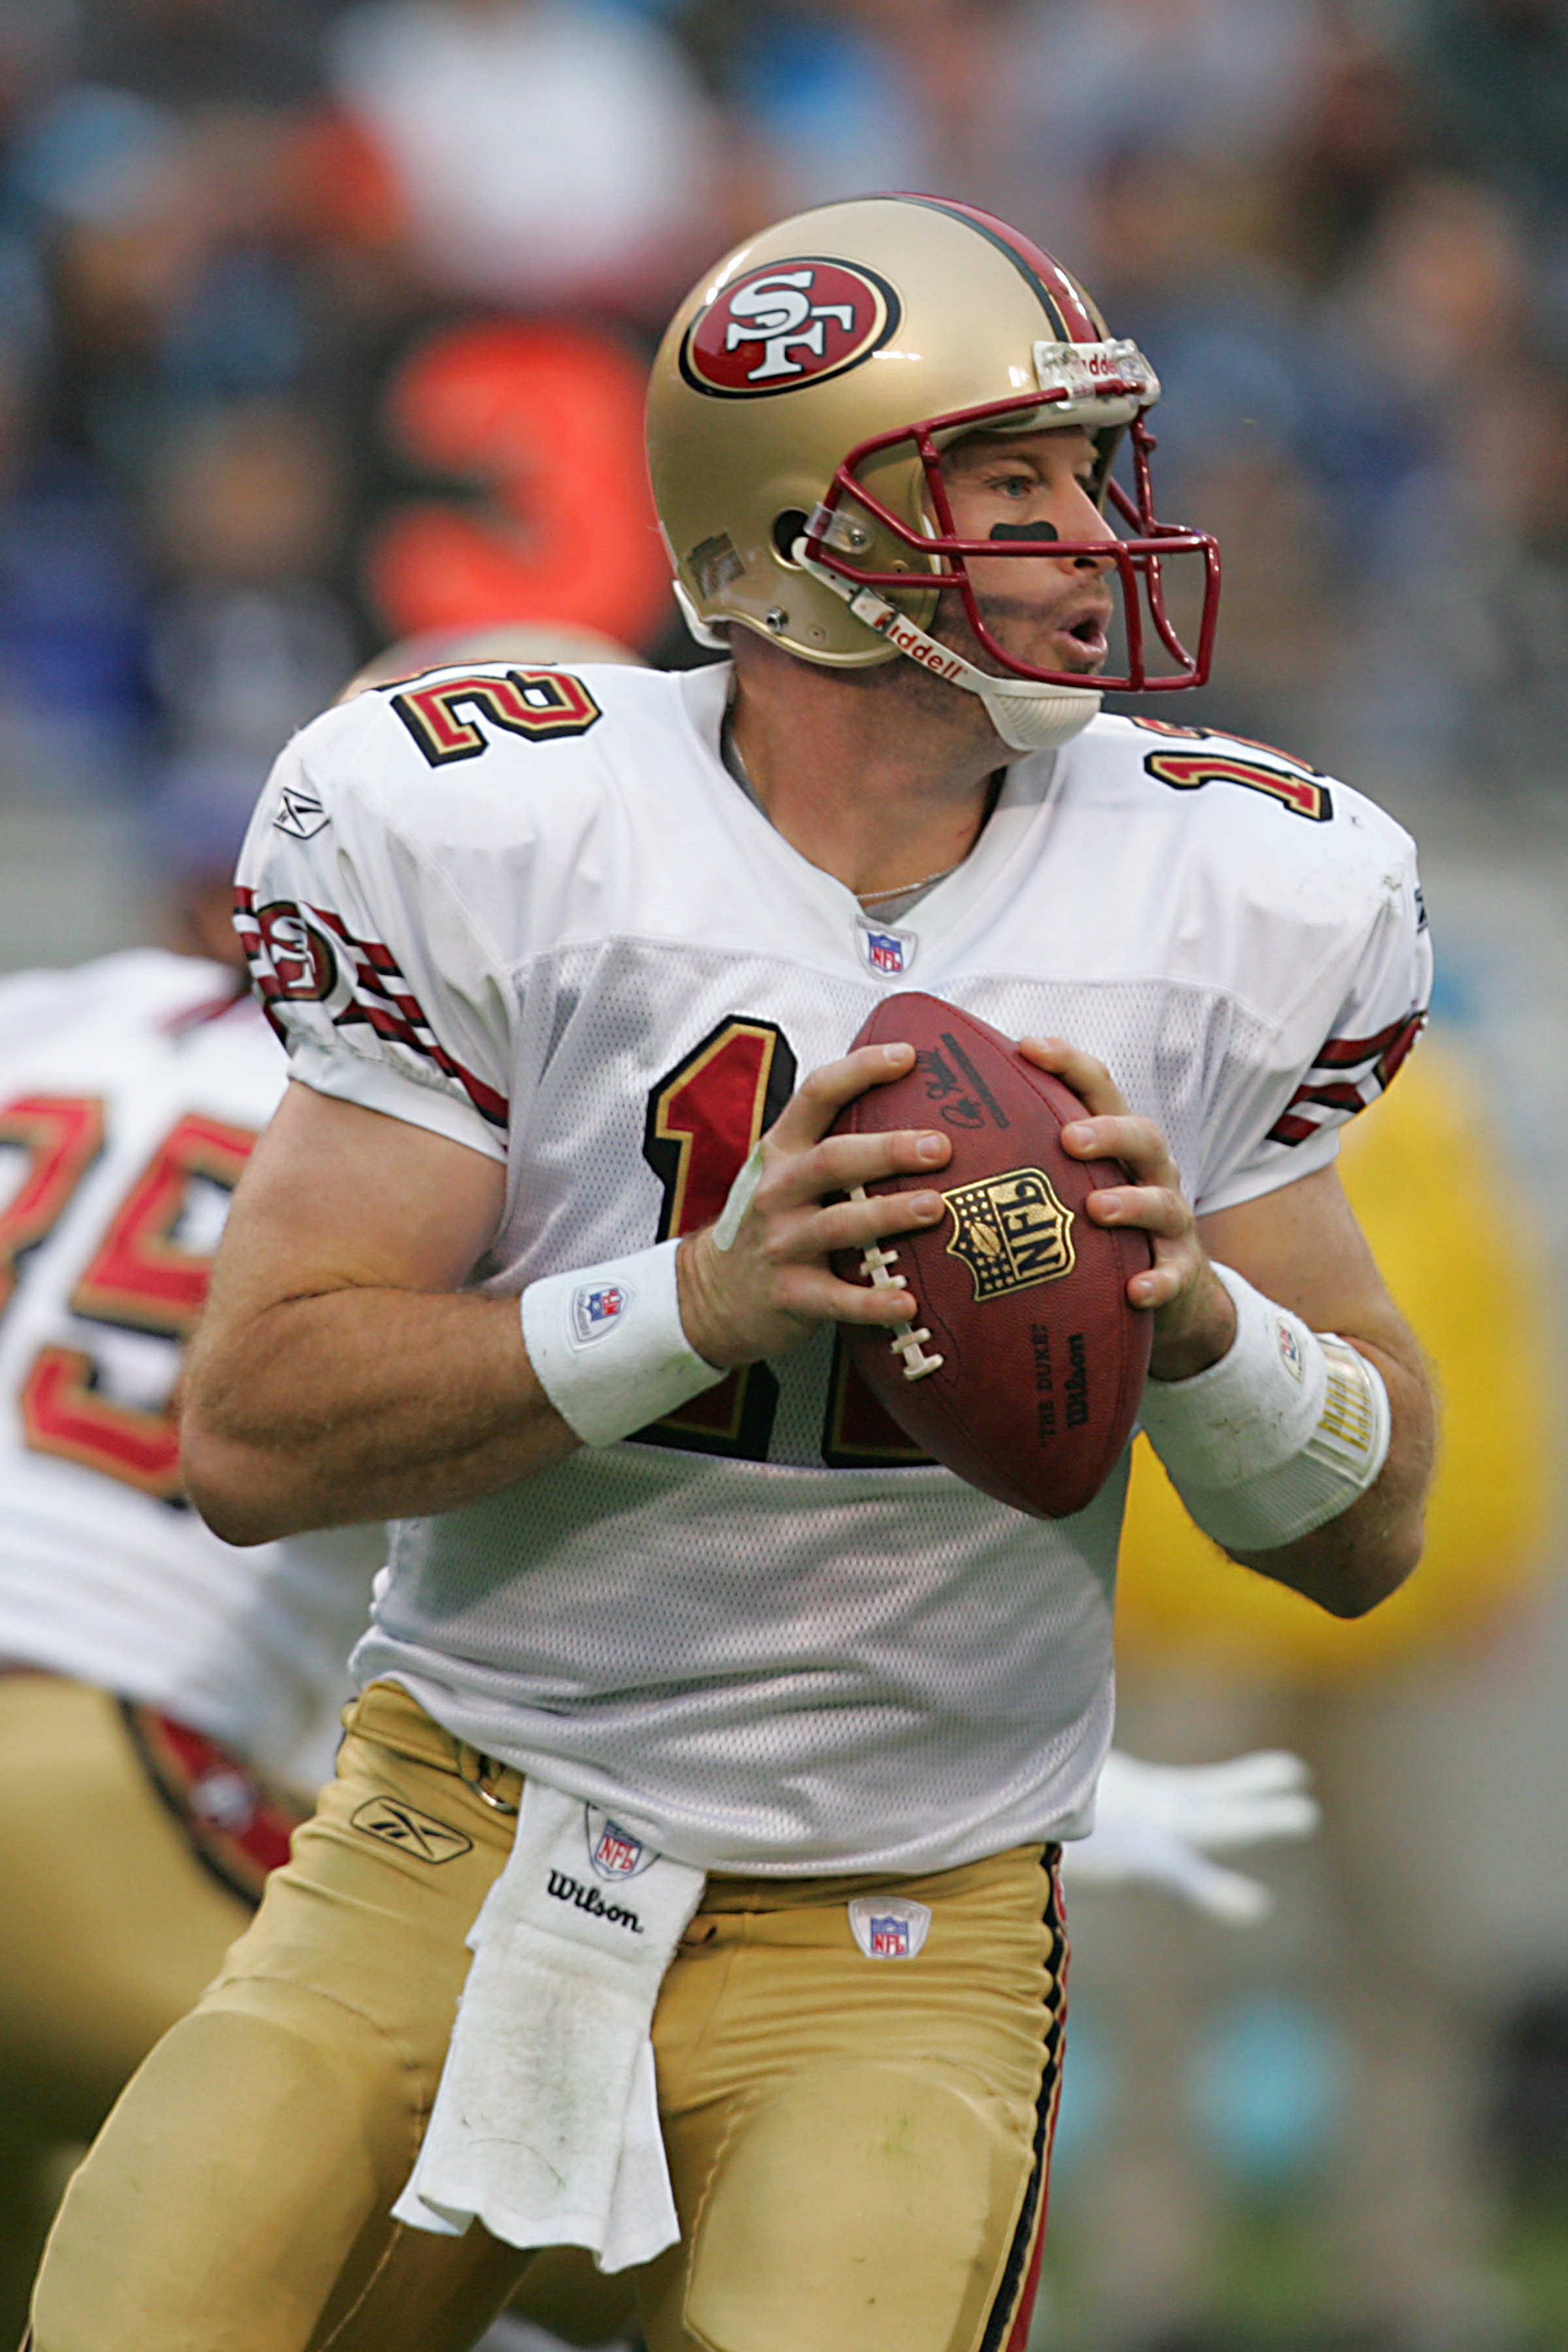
860;925;914;975
585;1805;655;1881
572;1282;630;1345
847;1894;932;1960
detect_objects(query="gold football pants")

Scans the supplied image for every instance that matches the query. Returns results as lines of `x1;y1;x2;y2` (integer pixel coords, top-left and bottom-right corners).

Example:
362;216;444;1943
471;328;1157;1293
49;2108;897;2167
0;1673;253;2344
31;1679;1067;2352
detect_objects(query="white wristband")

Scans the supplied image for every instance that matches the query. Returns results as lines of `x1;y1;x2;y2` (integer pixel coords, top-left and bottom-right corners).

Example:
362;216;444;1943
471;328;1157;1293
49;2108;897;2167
1136;1263;1391;1550
521;1240;725;1448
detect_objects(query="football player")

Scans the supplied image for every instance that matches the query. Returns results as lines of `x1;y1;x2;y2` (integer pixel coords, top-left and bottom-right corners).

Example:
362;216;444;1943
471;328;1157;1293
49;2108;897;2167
0;790;382;2342
31;197;1433;2352
0;629;638;2351
0;628;649;2352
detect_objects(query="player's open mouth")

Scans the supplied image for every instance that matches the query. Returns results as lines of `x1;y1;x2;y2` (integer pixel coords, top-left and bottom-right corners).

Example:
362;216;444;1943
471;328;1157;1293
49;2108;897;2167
1051;610;1111;670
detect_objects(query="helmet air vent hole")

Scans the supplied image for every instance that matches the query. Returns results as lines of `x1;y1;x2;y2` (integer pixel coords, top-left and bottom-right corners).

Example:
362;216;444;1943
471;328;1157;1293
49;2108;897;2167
772;510;809;566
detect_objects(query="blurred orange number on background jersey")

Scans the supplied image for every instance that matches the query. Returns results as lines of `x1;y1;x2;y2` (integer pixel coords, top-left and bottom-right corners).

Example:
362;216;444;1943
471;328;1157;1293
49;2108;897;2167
367;319;671;652
1;1100;256;1500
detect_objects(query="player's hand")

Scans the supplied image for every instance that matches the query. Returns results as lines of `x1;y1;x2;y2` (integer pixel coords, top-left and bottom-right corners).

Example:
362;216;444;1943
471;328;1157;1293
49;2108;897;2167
1058;1748;1318;1924
676;1041;953;1371
1020;1036;1235;1382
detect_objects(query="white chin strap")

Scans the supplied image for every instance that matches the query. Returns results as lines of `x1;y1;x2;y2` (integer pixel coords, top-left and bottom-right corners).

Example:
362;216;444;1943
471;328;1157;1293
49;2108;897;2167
794;543;1101;753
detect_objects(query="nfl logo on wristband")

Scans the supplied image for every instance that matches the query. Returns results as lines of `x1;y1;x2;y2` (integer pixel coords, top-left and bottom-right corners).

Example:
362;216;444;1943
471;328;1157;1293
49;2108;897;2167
573;1282;630;1345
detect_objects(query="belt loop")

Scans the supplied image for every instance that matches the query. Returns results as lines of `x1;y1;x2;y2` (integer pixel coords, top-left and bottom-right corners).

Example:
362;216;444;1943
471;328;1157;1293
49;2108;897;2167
457;1742;520;1815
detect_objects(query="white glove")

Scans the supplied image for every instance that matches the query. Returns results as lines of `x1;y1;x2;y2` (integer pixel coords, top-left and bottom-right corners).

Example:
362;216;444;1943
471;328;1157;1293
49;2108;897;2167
1059;1748;1318;1924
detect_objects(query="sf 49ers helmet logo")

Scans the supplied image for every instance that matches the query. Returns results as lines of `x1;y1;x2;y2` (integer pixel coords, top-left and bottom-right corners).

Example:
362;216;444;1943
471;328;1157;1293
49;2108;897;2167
681;257;900;399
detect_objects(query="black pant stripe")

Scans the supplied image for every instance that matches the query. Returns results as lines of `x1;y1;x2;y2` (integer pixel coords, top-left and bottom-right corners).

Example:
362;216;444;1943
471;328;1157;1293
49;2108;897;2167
977;1851;1069;2352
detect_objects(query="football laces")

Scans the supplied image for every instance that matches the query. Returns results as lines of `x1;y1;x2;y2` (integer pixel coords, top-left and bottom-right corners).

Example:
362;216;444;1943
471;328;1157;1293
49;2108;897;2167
848;1186;943;1381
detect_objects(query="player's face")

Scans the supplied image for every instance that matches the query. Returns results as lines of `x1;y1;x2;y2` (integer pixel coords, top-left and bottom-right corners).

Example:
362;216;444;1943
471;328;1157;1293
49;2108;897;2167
933;425;1116;678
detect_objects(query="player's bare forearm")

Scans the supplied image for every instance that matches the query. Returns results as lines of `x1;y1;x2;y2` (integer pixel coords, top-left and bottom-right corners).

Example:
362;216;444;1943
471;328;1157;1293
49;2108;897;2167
182;1084;576;1544
184;1285;578;1544
185;1053;952;1545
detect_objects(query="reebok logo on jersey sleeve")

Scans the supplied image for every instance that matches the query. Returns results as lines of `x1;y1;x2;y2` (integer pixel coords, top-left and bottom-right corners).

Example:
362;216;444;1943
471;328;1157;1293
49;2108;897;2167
273;783;329;841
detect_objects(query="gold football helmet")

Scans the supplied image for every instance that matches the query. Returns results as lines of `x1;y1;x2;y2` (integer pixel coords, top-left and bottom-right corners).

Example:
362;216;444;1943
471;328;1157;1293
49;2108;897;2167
647;194;1220;751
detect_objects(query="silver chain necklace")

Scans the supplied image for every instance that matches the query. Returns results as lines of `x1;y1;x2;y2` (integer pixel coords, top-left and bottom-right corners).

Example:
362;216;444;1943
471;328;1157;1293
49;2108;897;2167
720;700;971;910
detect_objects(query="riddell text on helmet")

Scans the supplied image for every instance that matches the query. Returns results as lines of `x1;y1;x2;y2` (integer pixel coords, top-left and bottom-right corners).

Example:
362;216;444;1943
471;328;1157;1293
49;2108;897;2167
872;610;965;681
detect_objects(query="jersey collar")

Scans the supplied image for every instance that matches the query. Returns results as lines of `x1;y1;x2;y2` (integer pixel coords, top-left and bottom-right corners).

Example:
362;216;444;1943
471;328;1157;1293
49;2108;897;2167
675;661;1067;981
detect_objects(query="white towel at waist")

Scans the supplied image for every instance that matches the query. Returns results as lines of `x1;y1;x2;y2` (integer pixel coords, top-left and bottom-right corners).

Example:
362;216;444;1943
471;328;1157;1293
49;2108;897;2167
393;1776;707;2272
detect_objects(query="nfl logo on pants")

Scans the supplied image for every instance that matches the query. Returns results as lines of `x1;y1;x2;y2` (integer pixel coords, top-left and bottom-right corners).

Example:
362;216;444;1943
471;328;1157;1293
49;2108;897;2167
847;1894;932;1960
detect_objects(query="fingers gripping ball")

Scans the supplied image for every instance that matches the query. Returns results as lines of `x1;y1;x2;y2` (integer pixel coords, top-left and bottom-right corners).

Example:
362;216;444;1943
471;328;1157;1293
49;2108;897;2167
830;996;1152;1518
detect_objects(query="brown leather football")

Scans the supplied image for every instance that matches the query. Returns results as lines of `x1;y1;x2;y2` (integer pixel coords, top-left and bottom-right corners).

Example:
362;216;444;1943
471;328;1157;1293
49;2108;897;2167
830;994;1152;1518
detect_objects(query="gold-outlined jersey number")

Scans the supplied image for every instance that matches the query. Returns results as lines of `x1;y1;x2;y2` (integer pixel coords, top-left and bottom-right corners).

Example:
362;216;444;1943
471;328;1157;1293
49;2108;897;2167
1141;745;1332;823
637;1021;932;1471
639;1019;796;1460
820;1328;933;1471
389;667;602;768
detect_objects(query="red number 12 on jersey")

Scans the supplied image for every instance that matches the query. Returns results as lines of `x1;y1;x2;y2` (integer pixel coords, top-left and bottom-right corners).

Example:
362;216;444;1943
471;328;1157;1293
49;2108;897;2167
640;1021;930;1471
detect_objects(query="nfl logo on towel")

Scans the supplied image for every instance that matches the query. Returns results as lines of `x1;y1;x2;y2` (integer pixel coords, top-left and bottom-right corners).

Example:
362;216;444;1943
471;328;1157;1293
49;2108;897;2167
864;929;907;975
585;1805;655;1881
572;1282;629;1345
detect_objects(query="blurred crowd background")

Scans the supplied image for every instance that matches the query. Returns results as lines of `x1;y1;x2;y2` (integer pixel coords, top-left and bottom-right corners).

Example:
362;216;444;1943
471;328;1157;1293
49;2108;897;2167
3;0;1568;865
1;3;1567;2349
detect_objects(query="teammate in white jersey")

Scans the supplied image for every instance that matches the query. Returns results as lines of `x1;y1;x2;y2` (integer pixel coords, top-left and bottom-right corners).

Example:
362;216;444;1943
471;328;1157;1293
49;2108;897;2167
33;199;1435;2352
0;874;383;2337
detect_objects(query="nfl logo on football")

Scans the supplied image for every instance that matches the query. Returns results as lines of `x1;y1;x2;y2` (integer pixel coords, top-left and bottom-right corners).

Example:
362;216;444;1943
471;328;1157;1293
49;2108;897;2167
864;930;907;975
572;1282;628;1344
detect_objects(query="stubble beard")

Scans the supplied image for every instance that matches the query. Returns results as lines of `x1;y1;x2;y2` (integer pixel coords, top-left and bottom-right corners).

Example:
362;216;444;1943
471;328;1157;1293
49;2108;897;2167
832;583;1102;747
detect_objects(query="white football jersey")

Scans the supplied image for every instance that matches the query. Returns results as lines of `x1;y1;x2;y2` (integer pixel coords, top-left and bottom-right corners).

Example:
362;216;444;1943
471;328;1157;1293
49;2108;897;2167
237;660;1430;1874
0;949;382;1786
